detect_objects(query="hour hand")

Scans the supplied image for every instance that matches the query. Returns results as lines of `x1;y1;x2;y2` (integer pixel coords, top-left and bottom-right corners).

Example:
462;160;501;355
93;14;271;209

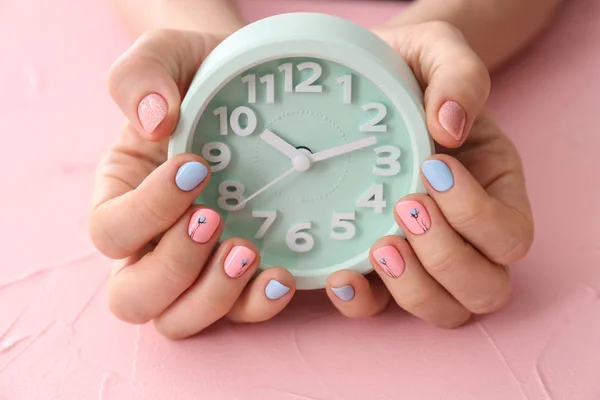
260;129;297;160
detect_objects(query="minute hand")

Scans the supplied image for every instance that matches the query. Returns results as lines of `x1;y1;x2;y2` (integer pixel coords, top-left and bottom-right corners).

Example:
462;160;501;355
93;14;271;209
311;136;378;162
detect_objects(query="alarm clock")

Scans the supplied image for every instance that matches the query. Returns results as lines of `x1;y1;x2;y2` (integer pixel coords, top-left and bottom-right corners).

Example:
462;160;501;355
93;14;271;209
168;12;433;290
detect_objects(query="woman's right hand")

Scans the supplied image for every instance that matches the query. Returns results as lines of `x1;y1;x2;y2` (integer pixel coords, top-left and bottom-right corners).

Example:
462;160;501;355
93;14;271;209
89;30;297;340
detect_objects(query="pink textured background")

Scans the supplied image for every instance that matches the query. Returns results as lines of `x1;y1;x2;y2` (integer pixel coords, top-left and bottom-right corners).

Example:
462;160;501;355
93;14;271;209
1;0;599;399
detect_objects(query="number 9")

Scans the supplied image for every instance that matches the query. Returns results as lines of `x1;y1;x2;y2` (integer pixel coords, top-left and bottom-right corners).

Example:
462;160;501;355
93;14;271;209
201;142;232;172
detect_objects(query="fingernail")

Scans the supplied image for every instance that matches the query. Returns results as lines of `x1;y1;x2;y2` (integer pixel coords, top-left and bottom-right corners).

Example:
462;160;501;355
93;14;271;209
422;160;454;192
175;161;208;191
138;93;168;133
224;246;255;278
438;100;466;141
373;246;406;278
395;200;431;235
331;285;355;302
188;209;220;244
265;280;291;300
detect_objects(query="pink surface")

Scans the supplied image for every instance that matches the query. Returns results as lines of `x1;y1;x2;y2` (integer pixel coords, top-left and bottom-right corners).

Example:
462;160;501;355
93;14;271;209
1;0;599;399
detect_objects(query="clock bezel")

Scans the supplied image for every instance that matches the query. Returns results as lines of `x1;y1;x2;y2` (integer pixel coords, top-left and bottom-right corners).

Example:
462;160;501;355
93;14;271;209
169;13;433;289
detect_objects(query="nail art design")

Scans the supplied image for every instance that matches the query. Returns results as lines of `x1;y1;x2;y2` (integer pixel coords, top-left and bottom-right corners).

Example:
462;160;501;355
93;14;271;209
265;280;291;300
224;246;255;278
422;159;454;192
188;209;220;243
138;93;168;133
438;100;466;141
175;161;208;192
395;200;432;235
374;246;405;278
331;285;355;302
409;207;429;232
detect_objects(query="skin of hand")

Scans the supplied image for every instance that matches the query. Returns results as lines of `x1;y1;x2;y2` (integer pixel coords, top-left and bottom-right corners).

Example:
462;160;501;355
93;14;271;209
91;0;536;338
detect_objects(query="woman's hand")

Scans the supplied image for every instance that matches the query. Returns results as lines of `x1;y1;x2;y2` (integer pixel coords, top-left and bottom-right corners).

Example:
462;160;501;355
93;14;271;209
89;31;297;340
323;22;534;327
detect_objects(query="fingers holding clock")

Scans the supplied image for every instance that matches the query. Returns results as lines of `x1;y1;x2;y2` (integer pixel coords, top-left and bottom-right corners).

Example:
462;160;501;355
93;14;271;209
107;29;221;140
153;238;261;340
90;153;211;259
108;206;223;325
369;236;471;328
393;194;512;315
421;155;534;266
375;22;490;146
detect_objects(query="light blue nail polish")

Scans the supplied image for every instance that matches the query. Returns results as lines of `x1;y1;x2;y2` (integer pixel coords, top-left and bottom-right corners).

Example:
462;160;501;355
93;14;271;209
422;160;454;192
331;285;355;302
265;279;291;300
175;161;208;191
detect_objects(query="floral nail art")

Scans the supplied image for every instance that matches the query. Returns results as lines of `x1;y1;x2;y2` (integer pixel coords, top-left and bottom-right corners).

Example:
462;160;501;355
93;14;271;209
188;209;220;244
395;201;432;235
409;207;429;232
189;215;207;239
224;246;255;278
374;246;405;278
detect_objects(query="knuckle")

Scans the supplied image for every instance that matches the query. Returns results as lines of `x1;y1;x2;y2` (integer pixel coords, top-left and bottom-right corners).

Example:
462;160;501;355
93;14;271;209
467;279;511;314
494;220;535;265
450;199;491;233
424;246;462;276
153;319;195;341
436;310;472;329
132;195;173;230
108;289;153;325
422;20;463;40
153;252;196;288
89;207;130;259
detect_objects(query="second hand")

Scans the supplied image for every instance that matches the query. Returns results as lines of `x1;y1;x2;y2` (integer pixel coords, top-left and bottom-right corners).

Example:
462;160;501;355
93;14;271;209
233;167;296;210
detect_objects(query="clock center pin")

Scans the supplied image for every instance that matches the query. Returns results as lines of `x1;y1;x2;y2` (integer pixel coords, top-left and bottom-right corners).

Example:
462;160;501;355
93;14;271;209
292;148;313;172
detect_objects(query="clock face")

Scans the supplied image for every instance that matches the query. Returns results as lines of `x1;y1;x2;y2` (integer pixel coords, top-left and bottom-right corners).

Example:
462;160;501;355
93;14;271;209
191;56;416;279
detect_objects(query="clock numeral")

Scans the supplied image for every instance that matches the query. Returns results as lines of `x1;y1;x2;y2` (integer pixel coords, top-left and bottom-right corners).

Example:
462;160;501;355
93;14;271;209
252;210;277;239
278;62;323;93
242;74;275;104
373;145;401;176
286;222;315;252
337;74;352;104
356;184;386;214
218;180;246;211
213;106;257;137
201;142;231;173
360;103;388;133
331;212;356;240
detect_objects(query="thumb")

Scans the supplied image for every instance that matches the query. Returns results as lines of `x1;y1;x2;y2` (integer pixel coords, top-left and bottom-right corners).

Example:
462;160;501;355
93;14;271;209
107;29;221;141
374;21;491;147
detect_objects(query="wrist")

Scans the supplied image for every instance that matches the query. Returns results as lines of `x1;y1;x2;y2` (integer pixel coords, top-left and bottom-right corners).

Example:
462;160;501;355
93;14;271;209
111;0;246;38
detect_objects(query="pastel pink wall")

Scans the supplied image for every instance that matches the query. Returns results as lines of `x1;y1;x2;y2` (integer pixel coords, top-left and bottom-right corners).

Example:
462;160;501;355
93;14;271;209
0;0;598;399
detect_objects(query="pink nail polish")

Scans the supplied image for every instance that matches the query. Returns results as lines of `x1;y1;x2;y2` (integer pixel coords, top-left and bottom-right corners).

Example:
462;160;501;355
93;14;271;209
373;246;405;278
138;93;168;133
224;246;255;278
188;209;220;244
395;200;431;235
438;100;466;141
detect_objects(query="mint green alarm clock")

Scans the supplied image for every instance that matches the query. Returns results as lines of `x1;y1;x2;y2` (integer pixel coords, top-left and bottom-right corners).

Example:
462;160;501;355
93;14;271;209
168;13;433;289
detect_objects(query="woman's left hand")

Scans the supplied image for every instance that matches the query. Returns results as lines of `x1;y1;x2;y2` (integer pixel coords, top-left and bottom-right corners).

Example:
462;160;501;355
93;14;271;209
324;22;534;327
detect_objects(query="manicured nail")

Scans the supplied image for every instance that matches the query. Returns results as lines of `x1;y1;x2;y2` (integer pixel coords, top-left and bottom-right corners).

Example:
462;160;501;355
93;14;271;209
265;280;290;300
373;246;406;278
395;200;431;235
138;93;168;133
422;160;454;192
438;100;466;141
331;285;355;302
188;209;220;244
175;161;208;191
224;246;255;278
